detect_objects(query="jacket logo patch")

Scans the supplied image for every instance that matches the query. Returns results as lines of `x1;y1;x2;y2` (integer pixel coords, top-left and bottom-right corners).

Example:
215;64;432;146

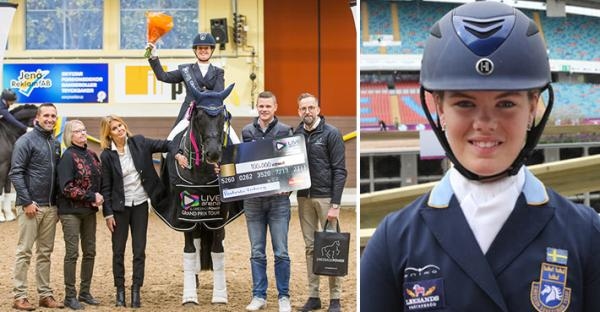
530;263;571;312
404;264;440;278
403;278;445;311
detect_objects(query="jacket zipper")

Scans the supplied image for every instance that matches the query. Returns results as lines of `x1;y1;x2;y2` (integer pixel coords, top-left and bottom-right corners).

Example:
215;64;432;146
46;138;55;206
306;131;314;198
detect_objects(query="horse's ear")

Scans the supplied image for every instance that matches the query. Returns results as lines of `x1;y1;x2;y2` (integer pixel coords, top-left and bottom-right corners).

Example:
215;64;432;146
219;83;235;100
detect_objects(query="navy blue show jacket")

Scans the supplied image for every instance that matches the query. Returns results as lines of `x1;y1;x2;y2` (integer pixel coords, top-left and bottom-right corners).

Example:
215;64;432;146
361;168;600;312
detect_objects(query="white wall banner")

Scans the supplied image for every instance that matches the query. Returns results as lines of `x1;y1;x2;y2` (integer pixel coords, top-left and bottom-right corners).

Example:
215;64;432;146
419;130;446;159
349;0;358;33
113;62;186;104
0;2;18;87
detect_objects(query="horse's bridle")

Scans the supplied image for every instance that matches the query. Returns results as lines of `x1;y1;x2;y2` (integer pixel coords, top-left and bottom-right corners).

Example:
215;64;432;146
185;102;232;168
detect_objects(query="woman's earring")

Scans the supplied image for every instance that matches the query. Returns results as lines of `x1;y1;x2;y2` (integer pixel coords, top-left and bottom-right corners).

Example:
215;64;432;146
440;121;446;131
527;121;533;131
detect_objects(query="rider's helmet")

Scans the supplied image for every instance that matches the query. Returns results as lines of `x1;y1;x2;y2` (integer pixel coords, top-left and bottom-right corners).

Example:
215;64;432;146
419;1;553;180
192;33;216;48
1;89;17;102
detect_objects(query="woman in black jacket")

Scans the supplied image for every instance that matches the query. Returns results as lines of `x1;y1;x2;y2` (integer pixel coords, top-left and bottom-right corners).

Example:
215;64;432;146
99;115;177;308
57;120;103;310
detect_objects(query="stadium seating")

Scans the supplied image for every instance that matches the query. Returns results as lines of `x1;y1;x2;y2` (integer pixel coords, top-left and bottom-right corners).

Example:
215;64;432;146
540;14;600;61
361;82;442;130
365;1;393;38
361;1;600;61
361;82;600;130
360;83;391;129
552;83;600;123
361;1;600;130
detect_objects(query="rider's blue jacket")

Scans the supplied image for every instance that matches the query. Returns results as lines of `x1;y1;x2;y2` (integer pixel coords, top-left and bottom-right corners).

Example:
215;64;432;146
148;58;224;127
0;99;27;131
361;168;600;312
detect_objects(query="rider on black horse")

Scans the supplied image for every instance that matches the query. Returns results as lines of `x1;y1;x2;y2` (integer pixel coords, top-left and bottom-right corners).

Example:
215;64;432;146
0;89;29;133
146;34;239;306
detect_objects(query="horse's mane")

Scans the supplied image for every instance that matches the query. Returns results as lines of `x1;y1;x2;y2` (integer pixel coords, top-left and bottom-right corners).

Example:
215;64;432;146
10;104;31;114
11;104;38;122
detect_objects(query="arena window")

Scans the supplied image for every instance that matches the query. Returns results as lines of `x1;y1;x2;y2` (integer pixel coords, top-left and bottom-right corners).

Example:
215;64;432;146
120;0;198;50
25;0;103;50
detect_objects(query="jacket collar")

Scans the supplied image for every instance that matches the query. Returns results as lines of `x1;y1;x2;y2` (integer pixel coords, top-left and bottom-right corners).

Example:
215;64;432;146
296;115;326;134
194;62;213;77
421;167;553;312
33;123;54;138
428;167;549;208
253;115;278;133
70;143;88;152
111;136;128;152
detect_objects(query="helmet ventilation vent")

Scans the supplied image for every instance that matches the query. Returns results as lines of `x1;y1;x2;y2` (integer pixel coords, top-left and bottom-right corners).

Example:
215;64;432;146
462;18;505;39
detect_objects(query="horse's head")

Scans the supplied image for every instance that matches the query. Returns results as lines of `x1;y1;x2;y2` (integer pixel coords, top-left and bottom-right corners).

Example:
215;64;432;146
189;84;234;165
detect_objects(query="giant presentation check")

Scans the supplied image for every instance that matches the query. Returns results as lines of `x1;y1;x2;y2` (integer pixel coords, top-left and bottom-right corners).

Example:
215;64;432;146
218;135;311;202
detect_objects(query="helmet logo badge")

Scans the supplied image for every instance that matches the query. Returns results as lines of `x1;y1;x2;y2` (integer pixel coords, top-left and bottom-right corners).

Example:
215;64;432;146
476;58;494;76
200;34;207;40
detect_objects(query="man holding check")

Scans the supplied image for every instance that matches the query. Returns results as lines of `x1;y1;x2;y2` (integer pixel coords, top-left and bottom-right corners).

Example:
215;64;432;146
240;91;294;312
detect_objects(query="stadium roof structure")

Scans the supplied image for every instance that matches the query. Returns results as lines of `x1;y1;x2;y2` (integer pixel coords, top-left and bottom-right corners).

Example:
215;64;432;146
545;0;600;11
361;0;600;73
421;0;600;17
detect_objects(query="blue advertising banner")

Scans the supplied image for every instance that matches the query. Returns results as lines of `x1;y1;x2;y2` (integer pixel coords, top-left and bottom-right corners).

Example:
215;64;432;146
3;63;108;104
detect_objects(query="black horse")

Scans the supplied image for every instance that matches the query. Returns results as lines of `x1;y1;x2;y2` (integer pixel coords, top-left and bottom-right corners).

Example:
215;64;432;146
0;104;38;221
152;84;243;305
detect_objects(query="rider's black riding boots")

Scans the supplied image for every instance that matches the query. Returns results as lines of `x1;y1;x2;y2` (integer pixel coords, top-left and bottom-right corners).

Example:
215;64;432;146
115;287;126;307
131;285;141;308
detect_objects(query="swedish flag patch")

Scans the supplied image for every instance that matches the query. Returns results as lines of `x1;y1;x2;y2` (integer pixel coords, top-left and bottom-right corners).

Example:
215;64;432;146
546;247;568;265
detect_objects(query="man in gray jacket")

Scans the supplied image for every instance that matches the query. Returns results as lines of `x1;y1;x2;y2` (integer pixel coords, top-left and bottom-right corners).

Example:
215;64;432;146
294;93;347;312
9;103;64;311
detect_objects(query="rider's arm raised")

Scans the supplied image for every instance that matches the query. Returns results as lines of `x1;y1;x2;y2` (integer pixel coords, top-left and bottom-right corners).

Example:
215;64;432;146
148;56;184;84
0;106;27;131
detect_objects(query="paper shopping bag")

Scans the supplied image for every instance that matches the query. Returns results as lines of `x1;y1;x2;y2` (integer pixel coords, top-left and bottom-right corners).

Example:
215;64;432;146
313;219;350;276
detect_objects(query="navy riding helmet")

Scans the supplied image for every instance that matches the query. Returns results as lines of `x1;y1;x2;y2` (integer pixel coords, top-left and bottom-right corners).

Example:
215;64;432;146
192;32;216;48
419;1;554;181
1;89;17;102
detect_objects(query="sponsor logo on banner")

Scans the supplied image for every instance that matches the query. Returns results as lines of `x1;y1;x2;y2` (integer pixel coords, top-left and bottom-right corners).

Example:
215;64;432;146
3;63;108;103
176;188;222;221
